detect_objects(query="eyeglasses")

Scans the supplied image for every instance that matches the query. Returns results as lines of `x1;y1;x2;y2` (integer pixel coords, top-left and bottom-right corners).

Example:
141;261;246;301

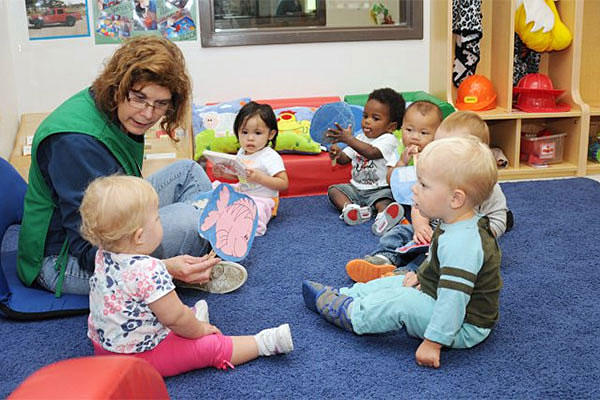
127;91;172;114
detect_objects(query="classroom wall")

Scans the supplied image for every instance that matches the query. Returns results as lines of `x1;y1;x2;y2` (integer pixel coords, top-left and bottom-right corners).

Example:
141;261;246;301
0;2;19;160
0;0;431;159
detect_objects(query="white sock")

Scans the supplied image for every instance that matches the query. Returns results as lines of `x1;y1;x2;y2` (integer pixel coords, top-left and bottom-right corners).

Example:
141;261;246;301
193;300;210;323
254;324;294;356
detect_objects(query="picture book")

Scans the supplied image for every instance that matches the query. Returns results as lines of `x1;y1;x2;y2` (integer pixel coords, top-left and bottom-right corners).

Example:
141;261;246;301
203;150;247;179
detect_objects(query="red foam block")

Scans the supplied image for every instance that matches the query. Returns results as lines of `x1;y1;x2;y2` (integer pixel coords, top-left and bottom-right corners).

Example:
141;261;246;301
9;356;169;399
206;152;351;198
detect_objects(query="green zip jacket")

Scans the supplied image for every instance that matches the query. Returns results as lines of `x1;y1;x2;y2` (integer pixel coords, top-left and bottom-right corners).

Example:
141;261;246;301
17;88;144;296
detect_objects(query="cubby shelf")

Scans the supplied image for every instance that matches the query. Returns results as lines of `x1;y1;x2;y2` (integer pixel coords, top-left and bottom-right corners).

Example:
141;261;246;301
430;0;598;181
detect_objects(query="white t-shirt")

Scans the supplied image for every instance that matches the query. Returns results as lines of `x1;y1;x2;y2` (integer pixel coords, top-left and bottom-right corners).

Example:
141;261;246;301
342;133;398;190
87;250;175;354
236;146;285;198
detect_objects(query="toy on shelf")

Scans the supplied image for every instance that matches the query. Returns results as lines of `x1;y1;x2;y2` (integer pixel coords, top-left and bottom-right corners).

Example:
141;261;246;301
589;134;600;163
520;125;566;167
370;3;394;25
491;147;509;169
513;73;570;113
515;0;572;53
455;74;497;111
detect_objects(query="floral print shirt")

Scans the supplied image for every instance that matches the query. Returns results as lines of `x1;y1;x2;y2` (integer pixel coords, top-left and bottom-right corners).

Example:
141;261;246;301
87;250;175;354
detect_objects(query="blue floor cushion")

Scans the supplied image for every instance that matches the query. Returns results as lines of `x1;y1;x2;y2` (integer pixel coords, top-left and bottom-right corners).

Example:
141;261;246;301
0;158;88;320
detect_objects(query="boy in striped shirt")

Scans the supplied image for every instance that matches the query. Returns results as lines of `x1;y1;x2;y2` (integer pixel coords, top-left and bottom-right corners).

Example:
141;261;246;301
303;136;502;368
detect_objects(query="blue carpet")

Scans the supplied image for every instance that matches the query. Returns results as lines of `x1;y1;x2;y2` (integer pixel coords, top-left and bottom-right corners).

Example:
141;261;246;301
2;177;600;398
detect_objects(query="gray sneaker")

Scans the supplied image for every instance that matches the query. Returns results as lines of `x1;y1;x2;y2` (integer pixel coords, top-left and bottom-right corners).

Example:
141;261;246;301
364;254;392;265
176;261;248;294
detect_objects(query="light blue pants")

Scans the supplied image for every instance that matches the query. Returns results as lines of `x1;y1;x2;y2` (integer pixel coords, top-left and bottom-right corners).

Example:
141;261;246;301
340;275;490;348
38;160;213;295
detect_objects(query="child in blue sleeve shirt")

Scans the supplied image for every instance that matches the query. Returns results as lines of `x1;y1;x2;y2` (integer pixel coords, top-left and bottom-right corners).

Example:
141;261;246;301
303;136;502;368
347;111;511;282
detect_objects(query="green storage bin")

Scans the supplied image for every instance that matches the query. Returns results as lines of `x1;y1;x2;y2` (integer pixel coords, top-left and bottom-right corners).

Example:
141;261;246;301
344;90;455;119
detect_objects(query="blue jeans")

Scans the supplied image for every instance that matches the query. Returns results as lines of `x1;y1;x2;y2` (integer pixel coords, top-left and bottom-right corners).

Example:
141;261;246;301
38;160;213;295
370;223;428;270
371;224;414;264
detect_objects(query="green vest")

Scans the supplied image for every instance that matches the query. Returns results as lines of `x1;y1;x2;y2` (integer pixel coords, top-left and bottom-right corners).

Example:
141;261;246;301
17;88;144;297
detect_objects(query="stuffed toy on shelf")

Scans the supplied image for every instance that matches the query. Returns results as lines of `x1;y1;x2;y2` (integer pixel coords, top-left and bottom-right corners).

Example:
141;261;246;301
515;0;572;52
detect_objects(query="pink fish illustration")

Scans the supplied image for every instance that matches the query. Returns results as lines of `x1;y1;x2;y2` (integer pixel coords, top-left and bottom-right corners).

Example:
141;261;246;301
200;185;257;258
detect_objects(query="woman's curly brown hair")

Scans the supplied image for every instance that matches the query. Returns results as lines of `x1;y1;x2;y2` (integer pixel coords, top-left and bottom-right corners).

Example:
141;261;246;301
92;36;191;138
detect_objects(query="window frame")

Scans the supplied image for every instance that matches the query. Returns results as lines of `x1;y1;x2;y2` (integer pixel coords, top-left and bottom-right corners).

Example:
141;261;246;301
199;0;423;47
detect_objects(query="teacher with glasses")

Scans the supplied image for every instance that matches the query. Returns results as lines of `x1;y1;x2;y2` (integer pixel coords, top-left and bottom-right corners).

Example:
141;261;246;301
18;36;220;296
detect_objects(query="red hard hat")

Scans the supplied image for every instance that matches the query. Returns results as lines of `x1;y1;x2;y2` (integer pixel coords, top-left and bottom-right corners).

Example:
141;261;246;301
455;75;497;111
513;73;570;112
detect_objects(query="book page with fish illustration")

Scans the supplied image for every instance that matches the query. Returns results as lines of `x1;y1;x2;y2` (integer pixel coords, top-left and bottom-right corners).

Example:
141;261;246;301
197;183;258;262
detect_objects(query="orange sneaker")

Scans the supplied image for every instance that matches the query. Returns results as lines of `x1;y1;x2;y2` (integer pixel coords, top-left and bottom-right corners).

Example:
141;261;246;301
345;259;396;283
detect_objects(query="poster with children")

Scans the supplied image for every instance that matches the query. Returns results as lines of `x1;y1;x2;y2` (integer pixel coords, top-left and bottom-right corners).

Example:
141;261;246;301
93;0;197;44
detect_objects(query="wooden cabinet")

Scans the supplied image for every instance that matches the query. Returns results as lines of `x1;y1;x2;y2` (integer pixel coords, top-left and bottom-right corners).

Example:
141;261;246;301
429;0;599;180
580;0;600;174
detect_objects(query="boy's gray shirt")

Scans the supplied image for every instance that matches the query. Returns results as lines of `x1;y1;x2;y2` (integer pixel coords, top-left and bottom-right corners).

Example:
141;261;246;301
476;183;508;238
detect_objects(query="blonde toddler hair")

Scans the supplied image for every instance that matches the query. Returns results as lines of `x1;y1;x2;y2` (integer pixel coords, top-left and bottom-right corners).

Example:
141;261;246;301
437;110;490;144
418;136;497;207
80;175;158;252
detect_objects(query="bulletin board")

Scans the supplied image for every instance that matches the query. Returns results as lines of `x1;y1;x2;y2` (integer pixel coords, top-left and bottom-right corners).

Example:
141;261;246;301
93;0;197;44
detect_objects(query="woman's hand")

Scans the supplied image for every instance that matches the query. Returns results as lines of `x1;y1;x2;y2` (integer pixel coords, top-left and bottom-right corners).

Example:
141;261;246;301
164;253;221;284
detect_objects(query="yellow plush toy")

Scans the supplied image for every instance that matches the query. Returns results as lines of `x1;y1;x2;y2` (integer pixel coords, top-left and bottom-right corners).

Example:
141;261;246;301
515;0;572;52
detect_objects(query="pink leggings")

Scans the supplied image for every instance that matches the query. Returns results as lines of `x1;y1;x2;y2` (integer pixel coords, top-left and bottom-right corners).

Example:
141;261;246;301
93;332;234;377
251;196;275;236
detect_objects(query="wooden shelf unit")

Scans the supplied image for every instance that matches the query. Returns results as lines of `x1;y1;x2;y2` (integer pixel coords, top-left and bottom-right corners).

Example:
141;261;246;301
587;116;600;174
580;0;600;174
429;0;600;180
